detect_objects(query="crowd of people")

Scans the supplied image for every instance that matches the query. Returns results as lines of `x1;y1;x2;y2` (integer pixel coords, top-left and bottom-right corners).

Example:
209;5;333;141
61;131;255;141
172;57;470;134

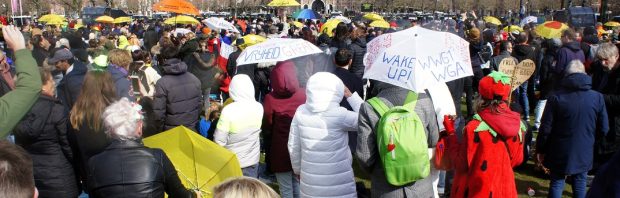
0;10;619;198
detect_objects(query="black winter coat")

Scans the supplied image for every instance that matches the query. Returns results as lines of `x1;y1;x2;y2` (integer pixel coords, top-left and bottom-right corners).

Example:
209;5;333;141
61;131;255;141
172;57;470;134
143;30;159;51
591;60;620;156
512;44;537;63
57;61;87;112
31;46;49;67
14;95;79;198
88;140;196;198
153;58;202;131
349;38;367;79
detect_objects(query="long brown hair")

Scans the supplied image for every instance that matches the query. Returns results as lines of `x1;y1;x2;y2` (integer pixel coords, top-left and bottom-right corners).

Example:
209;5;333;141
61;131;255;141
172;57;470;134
474;96;508;114
70;71;118;131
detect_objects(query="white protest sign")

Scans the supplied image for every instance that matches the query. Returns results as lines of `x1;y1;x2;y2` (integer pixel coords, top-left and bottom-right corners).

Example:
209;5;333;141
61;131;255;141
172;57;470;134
220;42;235;59
363;26;473;92
236;38;322;65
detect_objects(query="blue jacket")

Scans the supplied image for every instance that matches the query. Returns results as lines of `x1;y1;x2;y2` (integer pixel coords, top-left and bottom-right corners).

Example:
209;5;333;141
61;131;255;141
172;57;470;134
538;73;609;174
587;151;620;197
554;42;585;74
57;60;87;112
108;64;134;101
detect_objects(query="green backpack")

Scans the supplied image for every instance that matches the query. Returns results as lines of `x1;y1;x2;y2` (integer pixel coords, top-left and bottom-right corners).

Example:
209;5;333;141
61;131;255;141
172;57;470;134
367;92;430;186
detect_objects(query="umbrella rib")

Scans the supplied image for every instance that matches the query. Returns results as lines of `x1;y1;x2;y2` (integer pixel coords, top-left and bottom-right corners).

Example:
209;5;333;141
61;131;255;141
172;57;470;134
191;136;198;190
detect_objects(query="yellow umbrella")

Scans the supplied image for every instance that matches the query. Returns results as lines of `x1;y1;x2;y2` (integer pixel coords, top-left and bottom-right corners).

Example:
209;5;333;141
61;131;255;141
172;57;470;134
502;25;524;33
95;15;114;23
239;34;267;50
267;0;300;7
113;16;132;24
143;126;243;197
535;21;569;39
291;21;304;28
370;20;390;28
320;18;343;37
483;16;502;25
38;14;64;23
604;21;620;27
363;13;384;21
164;15;200;25
73;23;85;29
45;18;66;26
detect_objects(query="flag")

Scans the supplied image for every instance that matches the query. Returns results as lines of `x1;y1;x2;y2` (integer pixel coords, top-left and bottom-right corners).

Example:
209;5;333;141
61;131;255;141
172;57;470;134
217;42;235;93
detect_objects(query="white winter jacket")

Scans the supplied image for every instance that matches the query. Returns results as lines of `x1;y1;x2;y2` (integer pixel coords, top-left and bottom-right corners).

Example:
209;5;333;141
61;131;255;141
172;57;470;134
214;74;263;168
288;72;363;198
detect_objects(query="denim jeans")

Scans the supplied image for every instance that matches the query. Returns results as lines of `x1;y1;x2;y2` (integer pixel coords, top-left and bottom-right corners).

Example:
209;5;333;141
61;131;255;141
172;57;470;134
516;82;529;118
275;171;300;198
548;171;587;198
242;164;259;178
534;99;547;129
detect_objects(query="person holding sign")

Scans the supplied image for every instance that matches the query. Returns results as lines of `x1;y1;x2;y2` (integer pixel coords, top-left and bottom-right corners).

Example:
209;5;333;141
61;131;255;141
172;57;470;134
444;71;525;198
512;32;537;120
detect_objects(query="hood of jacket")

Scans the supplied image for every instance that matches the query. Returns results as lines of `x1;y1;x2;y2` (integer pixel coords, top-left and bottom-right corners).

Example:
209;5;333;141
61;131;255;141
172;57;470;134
305;72;344;113
108;64;128;81
161;58;188;75
271;61;300;98
478;103;521;138
513;44;533;57
561;73;592;91
352;37;367;48
229;74;256;102
564;41;582;52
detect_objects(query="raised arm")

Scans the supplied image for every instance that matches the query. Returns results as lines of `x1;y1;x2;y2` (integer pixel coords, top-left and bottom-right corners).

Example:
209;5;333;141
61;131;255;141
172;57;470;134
0;26;42;138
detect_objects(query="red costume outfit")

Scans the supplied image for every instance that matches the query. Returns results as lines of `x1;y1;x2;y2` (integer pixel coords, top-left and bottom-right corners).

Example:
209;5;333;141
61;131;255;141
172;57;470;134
445;72;526;198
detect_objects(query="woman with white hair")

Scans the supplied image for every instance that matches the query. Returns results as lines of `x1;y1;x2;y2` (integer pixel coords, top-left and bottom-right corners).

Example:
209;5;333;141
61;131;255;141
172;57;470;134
87;98;198;198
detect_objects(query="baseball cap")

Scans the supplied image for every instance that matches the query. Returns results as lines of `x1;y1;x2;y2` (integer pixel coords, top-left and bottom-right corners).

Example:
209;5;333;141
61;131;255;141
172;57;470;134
47;48;73;65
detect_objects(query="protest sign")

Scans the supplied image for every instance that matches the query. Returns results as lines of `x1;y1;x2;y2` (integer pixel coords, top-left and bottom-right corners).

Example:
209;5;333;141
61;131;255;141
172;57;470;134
499;58;535;91
236;38;322;65
203;17;239;33
363;26;473;92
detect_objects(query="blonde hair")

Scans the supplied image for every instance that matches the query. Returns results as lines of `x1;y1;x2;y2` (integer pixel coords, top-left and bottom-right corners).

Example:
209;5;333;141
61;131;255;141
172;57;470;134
596;42;619;60
213;177;279;198
108;49;132;69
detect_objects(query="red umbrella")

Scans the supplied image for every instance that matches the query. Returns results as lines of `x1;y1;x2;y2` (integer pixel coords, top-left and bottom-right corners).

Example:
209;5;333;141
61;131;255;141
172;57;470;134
390;21;398;28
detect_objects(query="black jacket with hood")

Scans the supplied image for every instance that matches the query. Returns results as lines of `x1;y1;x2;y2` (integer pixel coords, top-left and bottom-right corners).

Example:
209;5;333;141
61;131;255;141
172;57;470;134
153;58;202;131
349;37;367;79
14;95;79;198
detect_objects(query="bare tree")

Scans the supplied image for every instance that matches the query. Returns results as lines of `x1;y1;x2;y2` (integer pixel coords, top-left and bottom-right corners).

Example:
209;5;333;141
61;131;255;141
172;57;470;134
57;0;83;16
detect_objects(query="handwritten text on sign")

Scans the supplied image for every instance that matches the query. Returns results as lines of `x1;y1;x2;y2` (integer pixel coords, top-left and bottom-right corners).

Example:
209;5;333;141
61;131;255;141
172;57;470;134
499;58;535;91
380;50;467;83
241;41;316;63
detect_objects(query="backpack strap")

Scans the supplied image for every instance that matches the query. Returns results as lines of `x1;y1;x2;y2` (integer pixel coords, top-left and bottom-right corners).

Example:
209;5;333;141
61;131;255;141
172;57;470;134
368;97;390;117
403;91;418;111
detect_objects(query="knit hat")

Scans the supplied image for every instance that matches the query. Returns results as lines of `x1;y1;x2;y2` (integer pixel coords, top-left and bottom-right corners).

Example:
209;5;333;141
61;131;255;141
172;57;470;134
478;71;512;101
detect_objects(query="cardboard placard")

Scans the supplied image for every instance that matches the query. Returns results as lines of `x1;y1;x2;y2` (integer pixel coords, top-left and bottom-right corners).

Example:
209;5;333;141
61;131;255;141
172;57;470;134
499;58;535;91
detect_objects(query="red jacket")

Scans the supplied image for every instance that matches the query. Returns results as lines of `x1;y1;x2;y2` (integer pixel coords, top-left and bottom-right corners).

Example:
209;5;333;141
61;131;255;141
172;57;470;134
262;61;306;172
446;104;525;198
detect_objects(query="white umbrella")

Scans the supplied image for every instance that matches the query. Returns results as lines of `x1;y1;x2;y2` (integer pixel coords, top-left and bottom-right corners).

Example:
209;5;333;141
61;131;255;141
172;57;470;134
332;16;351;24
203;17;239;33
520;16;538;27
172;28;192;35
362;26;473;92
236;38;322;65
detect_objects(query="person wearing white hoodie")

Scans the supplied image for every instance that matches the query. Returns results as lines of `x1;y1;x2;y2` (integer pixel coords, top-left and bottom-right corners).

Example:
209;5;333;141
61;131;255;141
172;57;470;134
288;72;364;198
214;74;264;177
